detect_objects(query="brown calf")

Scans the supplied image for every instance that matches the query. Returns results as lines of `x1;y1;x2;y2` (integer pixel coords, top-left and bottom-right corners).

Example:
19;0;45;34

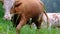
10;0;49;34
2;0;49;34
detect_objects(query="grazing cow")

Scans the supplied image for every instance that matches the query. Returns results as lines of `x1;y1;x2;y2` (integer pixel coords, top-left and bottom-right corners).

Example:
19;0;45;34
3;0;15;20
42;13;60;28
3;0;49;34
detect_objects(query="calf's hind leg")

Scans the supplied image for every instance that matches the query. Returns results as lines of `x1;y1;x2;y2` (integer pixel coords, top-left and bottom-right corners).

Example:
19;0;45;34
34;14;43;29
33;14;43;34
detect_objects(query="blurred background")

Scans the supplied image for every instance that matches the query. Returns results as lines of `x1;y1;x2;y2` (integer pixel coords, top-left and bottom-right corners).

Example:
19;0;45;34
42;0;60;13
0;2;4;18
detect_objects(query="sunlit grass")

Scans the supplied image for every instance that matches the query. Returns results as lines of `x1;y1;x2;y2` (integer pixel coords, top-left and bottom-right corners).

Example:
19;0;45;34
0;18;60;34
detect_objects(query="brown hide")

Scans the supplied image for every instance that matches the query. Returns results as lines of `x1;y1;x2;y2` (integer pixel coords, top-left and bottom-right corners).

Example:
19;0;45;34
10;0;49;34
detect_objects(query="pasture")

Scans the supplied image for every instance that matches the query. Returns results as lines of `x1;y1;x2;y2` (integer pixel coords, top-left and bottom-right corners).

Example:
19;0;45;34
0;18;60;34
0;2;60;34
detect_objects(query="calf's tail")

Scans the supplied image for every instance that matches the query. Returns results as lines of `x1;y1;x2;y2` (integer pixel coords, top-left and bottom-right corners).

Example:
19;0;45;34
43;10;49;28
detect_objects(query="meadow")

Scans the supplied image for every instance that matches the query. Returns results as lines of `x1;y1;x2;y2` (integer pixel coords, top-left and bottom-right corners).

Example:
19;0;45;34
0;18;60;34
0;2;60;34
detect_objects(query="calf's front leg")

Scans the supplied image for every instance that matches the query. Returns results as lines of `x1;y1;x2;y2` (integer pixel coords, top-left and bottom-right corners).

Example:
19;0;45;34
16;16;28;34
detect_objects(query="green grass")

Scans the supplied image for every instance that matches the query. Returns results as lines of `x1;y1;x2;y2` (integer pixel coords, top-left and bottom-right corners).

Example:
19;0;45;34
0;18;60;34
